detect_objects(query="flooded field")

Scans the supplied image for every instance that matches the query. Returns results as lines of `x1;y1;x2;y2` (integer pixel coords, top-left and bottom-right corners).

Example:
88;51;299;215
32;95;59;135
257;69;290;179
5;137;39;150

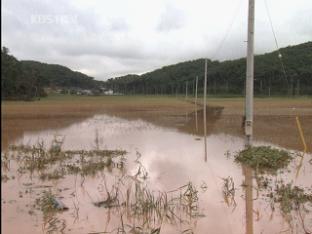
1;96;312;234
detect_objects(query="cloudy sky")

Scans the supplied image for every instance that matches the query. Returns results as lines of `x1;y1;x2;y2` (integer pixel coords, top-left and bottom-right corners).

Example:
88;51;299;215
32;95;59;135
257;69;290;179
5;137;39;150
2;0;311;80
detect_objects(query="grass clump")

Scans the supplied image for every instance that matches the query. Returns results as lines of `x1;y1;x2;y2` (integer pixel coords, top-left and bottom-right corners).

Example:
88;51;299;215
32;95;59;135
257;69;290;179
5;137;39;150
39;169;65;181
273;183;312;214
234;146;292;173
222;176;236;209
10;141;68;172
1;174;10;182
8;141;127;179
92;161;202;233
36;191;68;214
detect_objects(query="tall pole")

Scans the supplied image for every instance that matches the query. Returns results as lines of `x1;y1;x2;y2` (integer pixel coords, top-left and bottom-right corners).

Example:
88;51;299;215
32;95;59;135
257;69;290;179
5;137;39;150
195;76;198;106
185;81;188;100
195;76;199;132
245;0;255;147
243;166;254;234
204;59;208;162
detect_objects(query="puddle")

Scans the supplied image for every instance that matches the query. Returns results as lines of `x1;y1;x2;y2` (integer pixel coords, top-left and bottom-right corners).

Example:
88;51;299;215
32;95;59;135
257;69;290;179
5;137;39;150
1;113;312;234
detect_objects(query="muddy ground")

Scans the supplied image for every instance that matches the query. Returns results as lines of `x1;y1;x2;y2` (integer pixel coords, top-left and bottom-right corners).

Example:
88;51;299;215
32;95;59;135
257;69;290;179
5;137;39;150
1;95;312;234
2;95;311;152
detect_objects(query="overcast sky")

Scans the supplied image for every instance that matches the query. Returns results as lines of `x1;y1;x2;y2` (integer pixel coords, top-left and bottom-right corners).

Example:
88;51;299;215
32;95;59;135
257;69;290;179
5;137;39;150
2;0;311;80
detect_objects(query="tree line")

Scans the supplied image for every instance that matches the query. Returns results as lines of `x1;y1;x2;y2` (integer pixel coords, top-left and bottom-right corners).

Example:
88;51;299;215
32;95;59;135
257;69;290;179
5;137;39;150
1;47;104;100
2;42;311;100
105;42;312;96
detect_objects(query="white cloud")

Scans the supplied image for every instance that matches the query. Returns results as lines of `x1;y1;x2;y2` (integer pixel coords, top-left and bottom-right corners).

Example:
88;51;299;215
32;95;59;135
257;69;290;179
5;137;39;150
2;0;311;80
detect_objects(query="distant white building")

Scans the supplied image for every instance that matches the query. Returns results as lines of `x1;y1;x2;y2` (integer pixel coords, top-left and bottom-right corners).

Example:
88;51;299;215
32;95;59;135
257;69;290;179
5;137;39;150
79;89;93;95
104;89;113;95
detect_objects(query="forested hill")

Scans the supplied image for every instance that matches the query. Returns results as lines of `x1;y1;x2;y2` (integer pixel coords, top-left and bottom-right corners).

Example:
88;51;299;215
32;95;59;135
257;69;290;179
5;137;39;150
106;42;312;96
20;60;101;89
1;47;104;100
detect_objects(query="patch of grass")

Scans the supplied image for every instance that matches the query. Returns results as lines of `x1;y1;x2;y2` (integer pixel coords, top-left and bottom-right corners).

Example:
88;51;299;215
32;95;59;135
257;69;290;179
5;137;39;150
272;183;312;214
36;191;68;214
268;183;312;233
1;174;10;182
8;141;127;179
234;146;293;173
39;169;65;181
89;157;202;233
93;162;202;231
9;141;69;172
81;160;112;176
222;176;236;209
64;149;126;158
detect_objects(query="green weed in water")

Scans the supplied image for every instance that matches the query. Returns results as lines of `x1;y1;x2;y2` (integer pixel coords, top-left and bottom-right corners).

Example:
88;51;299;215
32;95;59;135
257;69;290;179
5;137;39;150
234;146;293;173
272;183;312;214
36;191;68;214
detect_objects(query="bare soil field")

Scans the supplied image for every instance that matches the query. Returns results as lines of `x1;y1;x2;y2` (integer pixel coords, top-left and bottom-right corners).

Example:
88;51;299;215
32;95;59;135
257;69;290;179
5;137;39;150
2;95;311;152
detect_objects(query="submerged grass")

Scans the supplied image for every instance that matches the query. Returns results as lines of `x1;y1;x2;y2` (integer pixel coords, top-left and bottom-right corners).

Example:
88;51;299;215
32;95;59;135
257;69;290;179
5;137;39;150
91;161;202;233
6;139;128;233
266;182;312;233
1;174;10;182
36;191;68;214
8;140;127;179
222;176;236;209
234;146;293;173
39;169;65;181
271;183;312;214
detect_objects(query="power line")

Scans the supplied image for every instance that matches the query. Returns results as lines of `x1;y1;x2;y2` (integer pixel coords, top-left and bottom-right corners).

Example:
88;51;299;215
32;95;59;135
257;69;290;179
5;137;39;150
264;0;289;85
211;0;243;60
264;0;279;50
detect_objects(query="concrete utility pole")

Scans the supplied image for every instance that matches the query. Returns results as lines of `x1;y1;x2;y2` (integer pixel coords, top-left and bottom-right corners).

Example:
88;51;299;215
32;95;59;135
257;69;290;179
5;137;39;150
204;59;208;162
244;166;254;234
195;76;198;106
245;0;255;147
185;81;188;100
195;76;198;132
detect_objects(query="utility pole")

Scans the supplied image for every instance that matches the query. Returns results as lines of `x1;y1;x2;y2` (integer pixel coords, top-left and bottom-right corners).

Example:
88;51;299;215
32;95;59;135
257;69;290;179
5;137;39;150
204;59;208;162
245;0;255;147
195;76;199;132
195;76;198;106
185;81;188;100
244;166;254;234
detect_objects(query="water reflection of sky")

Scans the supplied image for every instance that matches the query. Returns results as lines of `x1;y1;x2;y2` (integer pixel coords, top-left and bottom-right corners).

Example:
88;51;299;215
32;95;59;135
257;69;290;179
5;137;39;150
3;114;312;234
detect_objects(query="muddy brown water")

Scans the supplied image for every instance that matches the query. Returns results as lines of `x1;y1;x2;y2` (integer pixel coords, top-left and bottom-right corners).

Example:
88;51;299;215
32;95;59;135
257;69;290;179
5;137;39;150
1;109;312;234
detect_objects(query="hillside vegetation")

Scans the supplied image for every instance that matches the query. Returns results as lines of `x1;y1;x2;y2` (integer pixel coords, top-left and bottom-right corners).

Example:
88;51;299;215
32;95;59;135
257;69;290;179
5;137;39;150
106;42;312;96
2;42;311;100
1;47;103;100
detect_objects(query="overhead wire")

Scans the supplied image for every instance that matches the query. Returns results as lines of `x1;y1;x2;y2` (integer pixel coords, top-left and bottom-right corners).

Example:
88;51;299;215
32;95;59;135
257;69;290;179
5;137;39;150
263;0;289;85
201;1;244;234
211;0;244;60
